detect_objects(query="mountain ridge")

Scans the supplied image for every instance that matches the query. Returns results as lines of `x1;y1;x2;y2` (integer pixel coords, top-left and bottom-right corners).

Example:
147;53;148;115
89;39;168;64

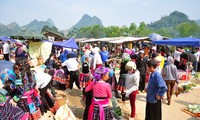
0;12;199;37
70;14;103;30
0;19;55;36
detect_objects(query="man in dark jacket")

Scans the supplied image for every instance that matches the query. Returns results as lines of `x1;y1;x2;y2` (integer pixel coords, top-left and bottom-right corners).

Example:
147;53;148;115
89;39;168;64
136;51;147;93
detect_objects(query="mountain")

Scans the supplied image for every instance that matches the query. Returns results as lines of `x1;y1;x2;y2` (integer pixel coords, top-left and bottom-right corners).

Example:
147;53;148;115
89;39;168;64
70;14;103;30
0;19;56;36
46;18;55;26
0;23;11;36
148;11;190;30
0;22;21;36
7;22;20;29
22;18;55;33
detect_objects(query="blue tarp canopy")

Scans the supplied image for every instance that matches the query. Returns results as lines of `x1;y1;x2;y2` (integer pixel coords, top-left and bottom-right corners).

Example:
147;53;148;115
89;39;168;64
42;38;79;49
0;60;14;72
0;36;16;42
151;37;200;46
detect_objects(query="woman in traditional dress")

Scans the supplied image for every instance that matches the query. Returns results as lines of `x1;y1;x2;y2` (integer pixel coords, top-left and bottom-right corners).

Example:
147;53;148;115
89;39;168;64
86;66;114;120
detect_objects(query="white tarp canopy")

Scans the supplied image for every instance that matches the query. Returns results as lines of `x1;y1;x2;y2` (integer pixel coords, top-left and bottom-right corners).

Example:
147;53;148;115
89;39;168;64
108;37;148;43
76;36;149;43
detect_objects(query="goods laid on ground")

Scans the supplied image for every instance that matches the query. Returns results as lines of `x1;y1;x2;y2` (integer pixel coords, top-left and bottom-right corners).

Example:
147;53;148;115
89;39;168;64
182;104;200;118
175;81;197;96
54;93;68;106
54;104;76;120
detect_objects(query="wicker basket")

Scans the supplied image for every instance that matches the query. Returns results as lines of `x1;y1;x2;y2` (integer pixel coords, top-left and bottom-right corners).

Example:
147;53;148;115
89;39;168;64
54;94;67;106
29;109;42;120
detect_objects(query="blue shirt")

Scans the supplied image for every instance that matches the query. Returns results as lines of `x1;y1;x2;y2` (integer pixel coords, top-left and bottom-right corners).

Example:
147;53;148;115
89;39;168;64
100;51;109;63
59;50;68;63
146;71;167;103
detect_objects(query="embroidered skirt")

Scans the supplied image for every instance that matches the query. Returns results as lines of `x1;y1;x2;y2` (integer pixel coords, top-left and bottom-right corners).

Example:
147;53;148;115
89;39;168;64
0;99;29;120
79;73;91;88
53;70;67;84
117;74;127;92
93;105;114;120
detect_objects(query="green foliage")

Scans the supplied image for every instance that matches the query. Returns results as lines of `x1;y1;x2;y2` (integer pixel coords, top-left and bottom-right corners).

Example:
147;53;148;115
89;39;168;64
148;11;189;30
1;11;200;39
136;22;152;36
105;26;122;37
76;25;105;38
176;21;200;37
156;27;171;37
182;83;196;92
41;25;64;36
129;23;137;35
67;28;79;38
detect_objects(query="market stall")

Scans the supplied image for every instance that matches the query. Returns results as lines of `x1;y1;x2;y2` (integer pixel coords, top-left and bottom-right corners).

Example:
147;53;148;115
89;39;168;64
151;37;200;81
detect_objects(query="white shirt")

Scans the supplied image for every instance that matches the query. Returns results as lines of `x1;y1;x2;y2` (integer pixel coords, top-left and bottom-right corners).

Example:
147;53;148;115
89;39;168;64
62;58;79;71
125;70;140;97
3;43;10;54
194;51;200;62
174;50;182;62
93;53;103;69
85;50;91;55
35;72;51;89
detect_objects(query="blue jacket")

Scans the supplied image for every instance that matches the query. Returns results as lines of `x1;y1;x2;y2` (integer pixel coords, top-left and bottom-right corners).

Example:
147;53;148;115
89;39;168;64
146;71;167;103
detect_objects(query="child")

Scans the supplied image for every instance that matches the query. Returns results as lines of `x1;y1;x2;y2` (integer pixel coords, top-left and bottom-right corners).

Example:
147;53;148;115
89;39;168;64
125;61;140;119
81;56;93;120
117;57;129;98
86;66;114;120
80;56;92;101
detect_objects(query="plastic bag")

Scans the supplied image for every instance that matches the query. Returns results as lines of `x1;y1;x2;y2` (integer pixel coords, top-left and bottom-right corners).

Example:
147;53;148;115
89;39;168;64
55;104;76;120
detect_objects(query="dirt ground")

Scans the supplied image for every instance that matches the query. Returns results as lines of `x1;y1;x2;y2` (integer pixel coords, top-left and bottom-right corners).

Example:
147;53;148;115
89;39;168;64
40;73;200;120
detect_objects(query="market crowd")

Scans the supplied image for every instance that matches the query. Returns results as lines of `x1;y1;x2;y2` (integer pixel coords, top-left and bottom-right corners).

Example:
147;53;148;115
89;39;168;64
0;39;200;120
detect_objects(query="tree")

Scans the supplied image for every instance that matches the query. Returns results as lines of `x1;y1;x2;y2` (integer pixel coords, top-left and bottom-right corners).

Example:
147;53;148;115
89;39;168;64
67;28;79;38
76;25;105;38
105;26;122;37
176;21;200;37
156;27;171;37
129;23;137;35
41;25;64;36
121;25;130;36
136;22;152;36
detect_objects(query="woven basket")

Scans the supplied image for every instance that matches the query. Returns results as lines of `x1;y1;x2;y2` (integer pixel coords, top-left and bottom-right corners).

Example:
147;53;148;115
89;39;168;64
29;109;42;120
54;94;67;106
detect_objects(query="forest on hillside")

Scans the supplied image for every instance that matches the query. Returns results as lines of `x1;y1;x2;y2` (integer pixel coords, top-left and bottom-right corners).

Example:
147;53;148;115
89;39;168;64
65;11;200;39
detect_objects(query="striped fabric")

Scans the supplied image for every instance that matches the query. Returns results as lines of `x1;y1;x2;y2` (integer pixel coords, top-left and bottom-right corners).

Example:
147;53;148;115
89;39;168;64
79;73;91;88
53;69;67;84
0;100;28;120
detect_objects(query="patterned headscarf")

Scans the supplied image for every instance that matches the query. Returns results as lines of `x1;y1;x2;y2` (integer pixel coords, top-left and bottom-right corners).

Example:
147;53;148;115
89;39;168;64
0;69;16;84
93;66;109;82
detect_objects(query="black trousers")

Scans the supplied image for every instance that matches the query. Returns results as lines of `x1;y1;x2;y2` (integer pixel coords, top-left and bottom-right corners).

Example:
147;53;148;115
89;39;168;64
3;54;9;61
83;90;93;120
69;70;80;89
139;74;146;91
145;100;162;120
39;82;51;115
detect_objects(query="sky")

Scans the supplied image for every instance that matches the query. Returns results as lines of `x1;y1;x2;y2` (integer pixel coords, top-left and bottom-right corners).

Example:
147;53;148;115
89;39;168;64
0;0;200;30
